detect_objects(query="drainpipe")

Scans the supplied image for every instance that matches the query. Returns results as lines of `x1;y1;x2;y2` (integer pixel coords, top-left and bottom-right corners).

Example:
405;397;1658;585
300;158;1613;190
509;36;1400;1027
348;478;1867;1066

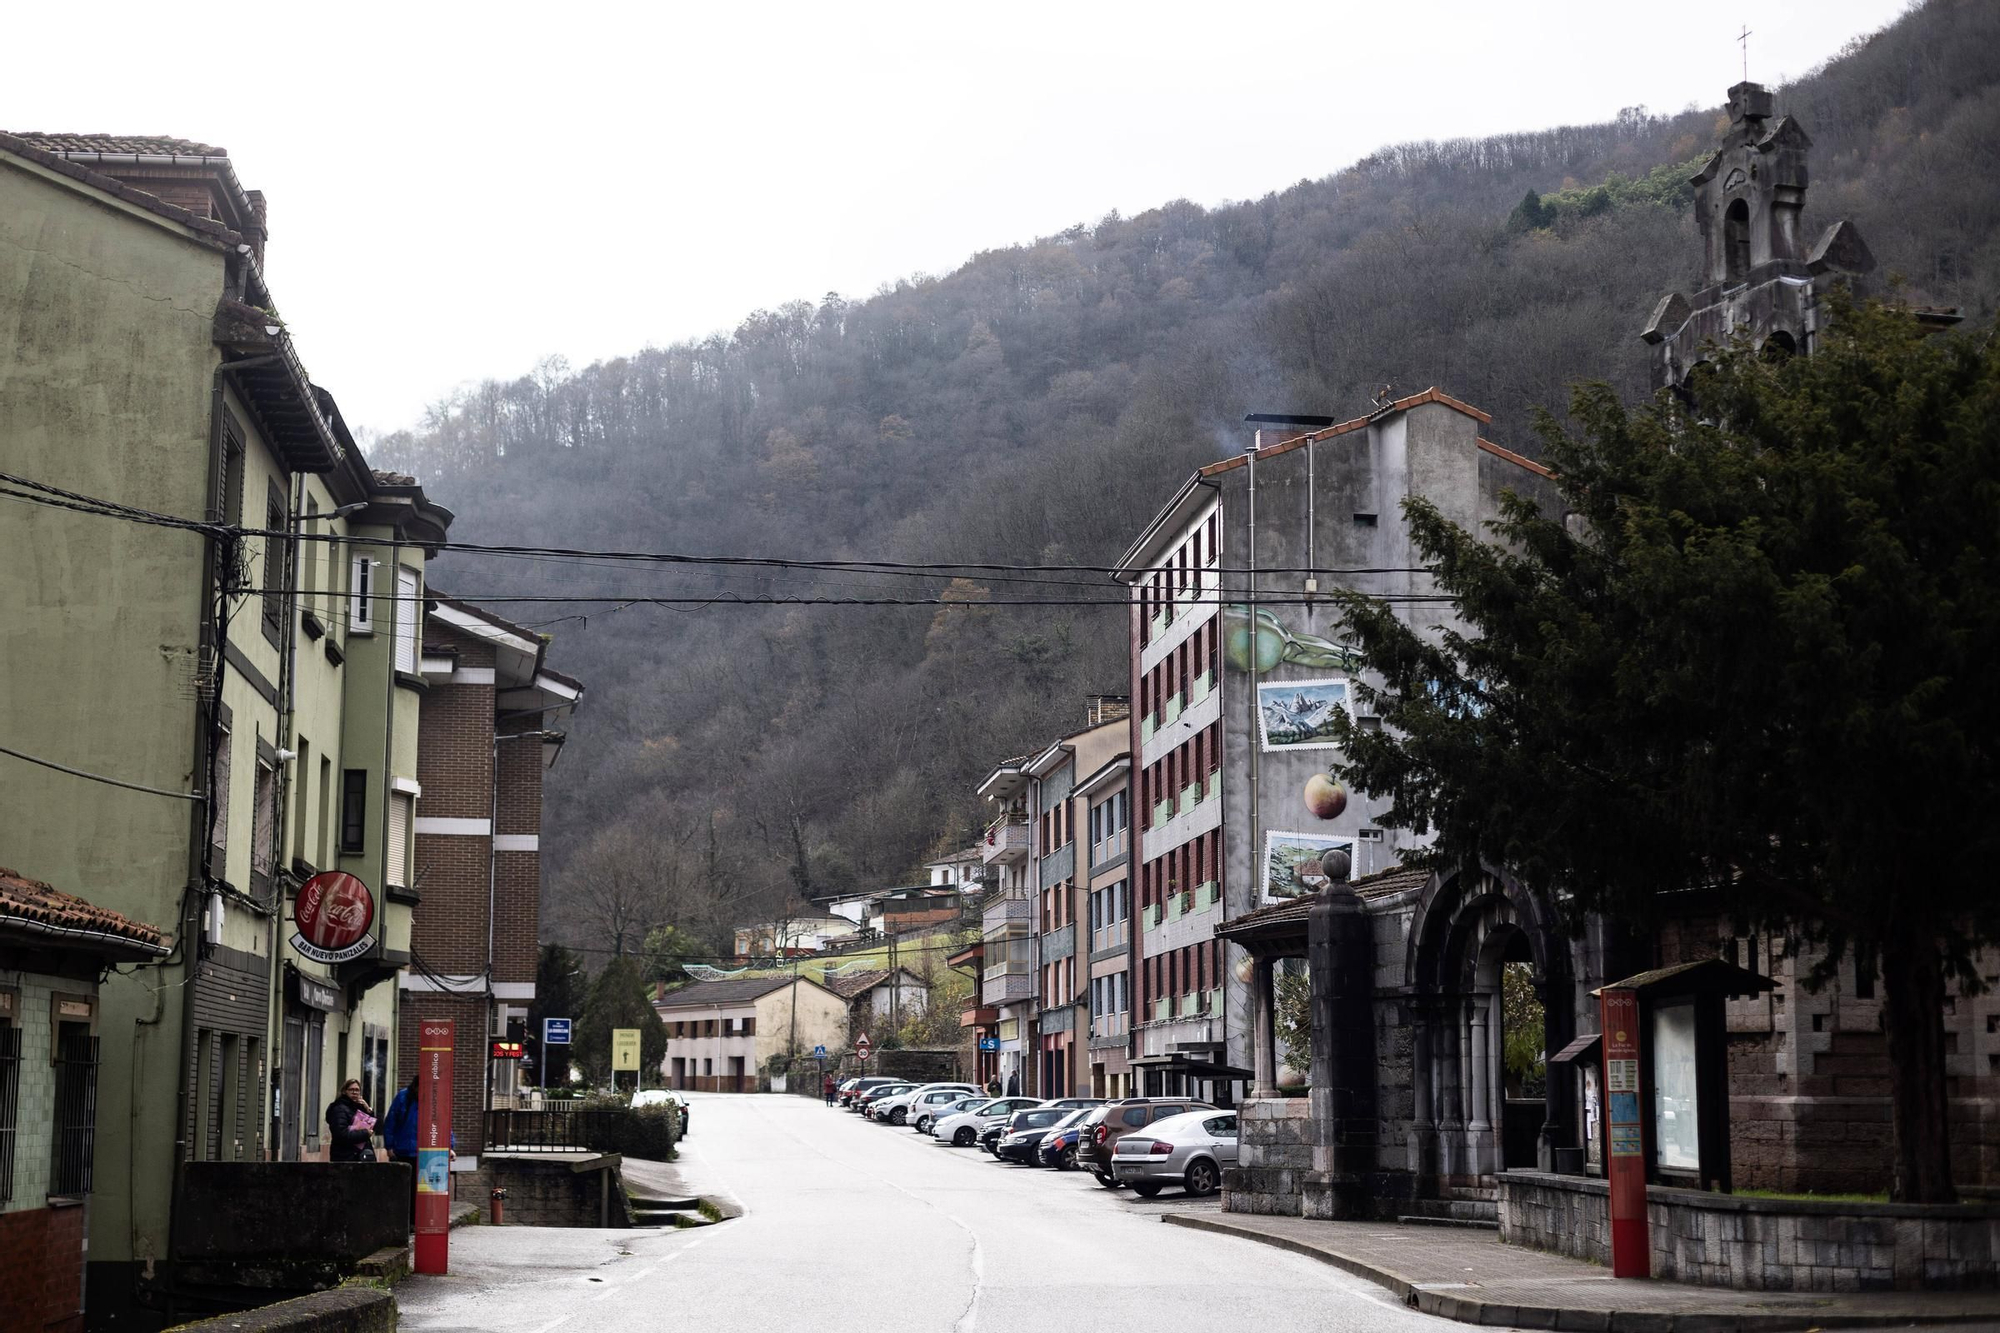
1245;433;1261;922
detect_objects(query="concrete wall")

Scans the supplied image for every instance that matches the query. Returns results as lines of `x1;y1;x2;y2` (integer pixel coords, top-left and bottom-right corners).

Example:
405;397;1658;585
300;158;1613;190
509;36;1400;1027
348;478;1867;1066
1499;1170;2000;1292
164;1287;394;1333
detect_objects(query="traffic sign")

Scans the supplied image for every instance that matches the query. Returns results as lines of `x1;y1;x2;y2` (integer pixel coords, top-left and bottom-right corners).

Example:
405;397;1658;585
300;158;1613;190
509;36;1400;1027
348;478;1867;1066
813;1044;826;1059
612;1028;641;1071
544;1017;572;1046
855;1032;872;1061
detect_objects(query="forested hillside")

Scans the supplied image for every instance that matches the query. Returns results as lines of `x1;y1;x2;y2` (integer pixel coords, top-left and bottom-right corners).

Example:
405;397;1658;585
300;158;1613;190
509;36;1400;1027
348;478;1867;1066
375;0;2000;957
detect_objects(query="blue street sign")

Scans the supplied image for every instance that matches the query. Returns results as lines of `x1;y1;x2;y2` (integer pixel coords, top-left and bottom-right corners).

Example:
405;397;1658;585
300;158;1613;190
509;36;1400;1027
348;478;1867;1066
543;1017;572;1045
813;1045;827;1059
978;1037;999;1052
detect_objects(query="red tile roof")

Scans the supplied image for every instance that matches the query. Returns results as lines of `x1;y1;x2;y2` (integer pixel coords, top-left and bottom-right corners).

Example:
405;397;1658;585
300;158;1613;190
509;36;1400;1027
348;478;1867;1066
0;868;167;952
1198;387;1497;479
0;131;241;249
12;132;229;157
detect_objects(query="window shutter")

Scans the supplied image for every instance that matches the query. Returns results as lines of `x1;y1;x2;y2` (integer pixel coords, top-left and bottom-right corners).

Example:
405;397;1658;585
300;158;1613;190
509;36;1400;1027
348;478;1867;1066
394;569;420;673
386;793;410;888
208;726;232;859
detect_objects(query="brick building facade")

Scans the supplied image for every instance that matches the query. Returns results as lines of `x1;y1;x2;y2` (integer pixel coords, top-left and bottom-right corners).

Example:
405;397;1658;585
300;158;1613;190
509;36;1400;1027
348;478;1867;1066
396;599;581;1160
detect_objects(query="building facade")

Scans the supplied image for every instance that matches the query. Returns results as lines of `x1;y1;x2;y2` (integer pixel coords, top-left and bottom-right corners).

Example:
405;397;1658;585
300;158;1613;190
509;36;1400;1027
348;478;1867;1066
396;598;581;1163
1075;756;1133;1098
1;130;451;1327
655;976;848;1092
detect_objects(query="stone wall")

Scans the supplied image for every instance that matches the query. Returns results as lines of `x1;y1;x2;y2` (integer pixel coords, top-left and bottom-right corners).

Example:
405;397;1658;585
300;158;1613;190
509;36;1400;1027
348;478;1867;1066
1499;1169;2000;1291
1224;1096;1313;1216
165;1286;396;1333
459;1154;632;1228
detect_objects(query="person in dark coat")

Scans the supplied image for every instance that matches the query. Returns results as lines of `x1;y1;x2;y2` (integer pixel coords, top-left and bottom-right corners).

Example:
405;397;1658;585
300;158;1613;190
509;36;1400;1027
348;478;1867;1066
326;1078;376;1162
1004;1070;1019;1096
822;1072;837;1105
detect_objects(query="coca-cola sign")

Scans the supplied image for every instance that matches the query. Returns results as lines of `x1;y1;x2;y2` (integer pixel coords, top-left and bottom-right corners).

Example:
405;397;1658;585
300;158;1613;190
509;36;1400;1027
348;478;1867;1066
291;871;377;964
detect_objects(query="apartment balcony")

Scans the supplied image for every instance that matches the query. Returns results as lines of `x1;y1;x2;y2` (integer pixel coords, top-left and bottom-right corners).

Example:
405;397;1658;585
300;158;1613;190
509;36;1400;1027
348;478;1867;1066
981;960;1035;1002
982;891;1034;938
982;815;1031;865
960;1005;999;1029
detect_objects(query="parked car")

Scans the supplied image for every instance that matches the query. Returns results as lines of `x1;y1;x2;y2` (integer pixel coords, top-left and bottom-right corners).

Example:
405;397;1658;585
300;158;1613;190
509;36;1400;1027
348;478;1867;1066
1074;1097;1215;1186
921;1096;990;1136
872;1082;978;1128
1038;1118;1090;1169
1110;1109;1238;1197
977;1097;1099;1151
932;1096;1044;1146
837;1076;900;1108
630;1088;691;1136
994;1106;1081;1163
856;1082;917;1117
903;1085;983;1133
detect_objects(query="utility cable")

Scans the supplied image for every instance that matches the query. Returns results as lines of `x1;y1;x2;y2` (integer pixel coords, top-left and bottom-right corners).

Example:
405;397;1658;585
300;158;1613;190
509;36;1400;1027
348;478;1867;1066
0;740;201;800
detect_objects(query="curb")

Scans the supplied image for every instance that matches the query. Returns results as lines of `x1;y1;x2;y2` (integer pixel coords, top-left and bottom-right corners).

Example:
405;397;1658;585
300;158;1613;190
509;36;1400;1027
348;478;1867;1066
1161;1214;2000;1331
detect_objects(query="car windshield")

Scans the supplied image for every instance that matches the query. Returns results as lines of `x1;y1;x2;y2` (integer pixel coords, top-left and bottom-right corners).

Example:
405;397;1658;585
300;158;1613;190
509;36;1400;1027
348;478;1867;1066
1049;1108;1089;1130
1013;1108;1064;1130
951;1099;997;1117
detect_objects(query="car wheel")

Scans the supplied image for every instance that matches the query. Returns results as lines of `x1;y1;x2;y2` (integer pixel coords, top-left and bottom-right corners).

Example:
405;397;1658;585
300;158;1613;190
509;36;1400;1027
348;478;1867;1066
914;1117;930;1133
891;1107;907;1126
1059;1146;1077;1171
1132;1183;1163;1199
1094;1171;1121;1189
953;1127;974;1146
1185;1159;1219;1197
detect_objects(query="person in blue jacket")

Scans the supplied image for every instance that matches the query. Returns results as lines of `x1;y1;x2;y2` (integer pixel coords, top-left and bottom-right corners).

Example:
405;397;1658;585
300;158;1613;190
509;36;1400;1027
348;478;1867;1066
381;1076;453;1228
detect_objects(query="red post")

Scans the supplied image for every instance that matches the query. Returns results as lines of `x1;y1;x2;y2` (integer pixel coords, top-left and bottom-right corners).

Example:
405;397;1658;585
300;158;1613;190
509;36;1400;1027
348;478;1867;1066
415;1020;455;1275
1599;988;1648;1278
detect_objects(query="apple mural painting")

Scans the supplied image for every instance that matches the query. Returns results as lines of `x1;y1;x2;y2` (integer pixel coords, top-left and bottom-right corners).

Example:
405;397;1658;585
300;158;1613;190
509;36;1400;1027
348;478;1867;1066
1303;772;1348;820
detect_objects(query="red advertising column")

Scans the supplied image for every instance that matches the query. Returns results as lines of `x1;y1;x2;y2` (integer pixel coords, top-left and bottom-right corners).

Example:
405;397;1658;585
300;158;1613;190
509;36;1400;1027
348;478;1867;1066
415;1020;454;1275
1598;987;1649;1278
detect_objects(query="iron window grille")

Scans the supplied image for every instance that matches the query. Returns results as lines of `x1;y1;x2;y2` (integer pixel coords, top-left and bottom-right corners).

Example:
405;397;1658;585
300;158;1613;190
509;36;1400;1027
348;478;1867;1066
0;1022;20;1201
50;1026;99;1197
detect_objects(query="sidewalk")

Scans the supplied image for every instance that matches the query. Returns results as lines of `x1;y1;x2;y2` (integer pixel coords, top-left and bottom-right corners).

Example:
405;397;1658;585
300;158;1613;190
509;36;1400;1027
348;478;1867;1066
1163;1213;2000;1331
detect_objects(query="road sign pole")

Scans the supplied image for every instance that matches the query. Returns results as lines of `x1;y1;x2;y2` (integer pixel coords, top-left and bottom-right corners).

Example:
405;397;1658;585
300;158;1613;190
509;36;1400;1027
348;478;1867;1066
415;1020;454;1274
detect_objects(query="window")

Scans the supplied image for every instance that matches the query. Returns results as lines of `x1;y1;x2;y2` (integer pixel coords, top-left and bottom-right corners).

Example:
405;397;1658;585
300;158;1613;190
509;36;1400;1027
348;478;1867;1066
219;413;245;528
386;792;412;888
349;555;374;634
262;482;287;640
301;496;318;610
49;1020;99;1197
208;720;233;868
317;757;332;867
252;751;276;893
340;770;367;854
1724;198;1750;281
0;1001;17;1200
293;739;311;867
393;567;420;674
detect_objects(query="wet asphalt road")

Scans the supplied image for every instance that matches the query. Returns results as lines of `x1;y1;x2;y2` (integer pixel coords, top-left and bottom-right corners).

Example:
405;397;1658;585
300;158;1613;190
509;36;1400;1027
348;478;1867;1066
395;1091;1494;1333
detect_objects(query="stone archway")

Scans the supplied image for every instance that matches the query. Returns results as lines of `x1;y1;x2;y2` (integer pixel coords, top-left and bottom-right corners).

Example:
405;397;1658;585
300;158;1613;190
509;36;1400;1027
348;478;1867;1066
1403;866;1573;1189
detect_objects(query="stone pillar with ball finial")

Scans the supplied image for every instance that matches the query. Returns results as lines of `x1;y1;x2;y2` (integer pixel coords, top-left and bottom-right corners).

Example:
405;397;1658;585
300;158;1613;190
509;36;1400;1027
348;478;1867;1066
1303;845;1381;1219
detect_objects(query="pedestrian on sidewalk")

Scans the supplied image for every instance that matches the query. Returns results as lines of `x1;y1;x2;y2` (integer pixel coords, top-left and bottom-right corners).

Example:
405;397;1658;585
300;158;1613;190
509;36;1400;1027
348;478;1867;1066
382;1075;421;1225
326;1079;377;1162
823;1072;837;1105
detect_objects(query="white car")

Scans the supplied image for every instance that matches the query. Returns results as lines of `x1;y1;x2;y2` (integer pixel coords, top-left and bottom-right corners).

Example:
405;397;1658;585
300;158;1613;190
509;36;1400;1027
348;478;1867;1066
932;1096;1044;1147
884;1083;980;1132
631;1088;691;1135
921;1095;989;1136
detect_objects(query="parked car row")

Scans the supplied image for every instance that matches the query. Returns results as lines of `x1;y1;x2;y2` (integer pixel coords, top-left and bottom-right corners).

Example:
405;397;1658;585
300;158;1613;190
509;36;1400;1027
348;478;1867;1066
827;1078;1239;1199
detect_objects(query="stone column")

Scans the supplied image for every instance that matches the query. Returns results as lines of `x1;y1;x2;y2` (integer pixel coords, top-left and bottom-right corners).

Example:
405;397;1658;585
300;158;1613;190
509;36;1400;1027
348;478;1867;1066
1467;996;1492;1140
1250;954;1278;1099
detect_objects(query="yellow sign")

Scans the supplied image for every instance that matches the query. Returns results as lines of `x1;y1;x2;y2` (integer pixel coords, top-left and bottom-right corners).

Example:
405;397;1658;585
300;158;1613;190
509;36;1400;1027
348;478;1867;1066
612;1028;642;1072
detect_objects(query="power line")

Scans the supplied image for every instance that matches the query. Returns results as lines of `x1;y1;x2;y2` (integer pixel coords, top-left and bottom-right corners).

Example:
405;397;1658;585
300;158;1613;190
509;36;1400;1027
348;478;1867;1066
0;740;201;801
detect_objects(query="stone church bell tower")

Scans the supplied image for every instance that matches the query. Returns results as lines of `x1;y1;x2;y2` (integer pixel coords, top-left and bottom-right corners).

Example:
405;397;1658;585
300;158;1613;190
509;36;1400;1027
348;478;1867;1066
1640;82;1875;389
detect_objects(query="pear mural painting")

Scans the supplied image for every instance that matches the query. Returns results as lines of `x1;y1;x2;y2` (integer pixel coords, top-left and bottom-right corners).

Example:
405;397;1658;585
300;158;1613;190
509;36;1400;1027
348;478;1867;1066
1303;772;1348;821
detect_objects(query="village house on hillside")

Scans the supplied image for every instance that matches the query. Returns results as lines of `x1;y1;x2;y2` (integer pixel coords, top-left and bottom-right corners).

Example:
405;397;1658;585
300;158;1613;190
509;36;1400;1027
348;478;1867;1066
653;975;846;1092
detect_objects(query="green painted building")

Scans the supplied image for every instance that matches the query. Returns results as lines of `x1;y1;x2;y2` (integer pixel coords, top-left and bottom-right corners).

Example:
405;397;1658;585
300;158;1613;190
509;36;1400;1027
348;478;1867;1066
1;132;448;1327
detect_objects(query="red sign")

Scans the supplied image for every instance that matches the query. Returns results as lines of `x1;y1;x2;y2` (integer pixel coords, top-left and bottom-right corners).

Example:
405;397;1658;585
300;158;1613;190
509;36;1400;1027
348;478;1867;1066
855;1033;872;1061
490;1041;525;1061
415;1020;454;1275
1599;988;1649;1278
292;871;377;963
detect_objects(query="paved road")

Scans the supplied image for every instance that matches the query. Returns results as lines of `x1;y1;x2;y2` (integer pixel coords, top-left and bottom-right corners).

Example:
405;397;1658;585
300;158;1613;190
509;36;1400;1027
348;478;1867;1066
398;1092;1507;1333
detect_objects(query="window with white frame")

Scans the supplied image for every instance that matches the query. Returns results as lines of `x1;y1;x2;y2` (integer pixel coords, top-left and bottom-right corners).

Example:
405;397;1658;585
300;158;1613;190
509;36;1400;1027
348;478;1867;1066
386;792;412;888
393;568;420;673
349;555;374;634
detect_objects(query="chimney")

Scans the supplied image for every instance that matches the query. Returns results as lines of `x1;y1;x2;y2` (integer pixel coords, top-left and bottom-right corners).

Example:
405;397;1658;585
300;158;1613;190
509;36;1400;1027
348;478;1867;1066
1086;694;1130;726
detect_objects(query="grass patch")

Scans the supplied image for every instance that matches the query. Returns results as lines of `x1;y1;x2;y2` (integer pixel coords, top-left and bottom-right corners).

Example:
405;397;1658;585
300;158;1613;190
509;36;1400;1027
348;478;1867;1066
1735;1188;1889;1204
696;1198;725;1223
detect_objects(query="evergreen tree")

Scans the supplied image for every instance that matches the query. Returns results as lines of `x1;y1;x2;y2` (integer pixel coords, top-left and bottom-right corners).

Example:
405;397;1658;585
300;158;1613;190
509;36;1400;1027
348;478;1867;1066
575;955;670;1088
1331;300;2000;1203
525;944;585;1088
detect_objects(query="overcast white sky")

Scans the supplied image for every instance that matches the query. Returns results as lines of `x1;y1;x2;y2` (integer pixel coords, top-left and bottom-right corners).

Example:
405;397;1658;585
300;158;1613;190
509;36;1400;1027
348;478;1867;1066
8;0;1909;431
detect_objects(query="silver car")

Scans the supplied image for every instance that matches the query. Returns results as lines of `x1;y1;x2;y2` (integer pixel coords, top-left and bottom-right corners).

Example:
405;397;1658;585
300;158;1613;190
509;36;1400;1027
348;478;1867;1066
873;1082;978;1128
932;1096;1044;1146
1108;1109;1238;1197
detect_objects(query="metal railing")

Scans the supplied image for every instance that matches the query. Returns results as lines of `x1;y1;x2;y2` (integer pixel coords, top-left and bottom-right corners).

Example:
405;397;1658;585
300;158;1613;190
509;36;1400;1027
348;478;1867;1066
50;1029;98;1196
484;1108;628;1153
0;1025;19;1201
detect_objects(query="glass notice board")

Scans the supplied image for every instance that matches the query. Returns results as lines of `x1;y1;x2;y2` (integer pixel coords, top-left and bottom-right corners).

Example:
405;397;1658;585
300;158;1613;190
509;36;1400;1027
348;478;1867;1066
1650;1000;1700;1171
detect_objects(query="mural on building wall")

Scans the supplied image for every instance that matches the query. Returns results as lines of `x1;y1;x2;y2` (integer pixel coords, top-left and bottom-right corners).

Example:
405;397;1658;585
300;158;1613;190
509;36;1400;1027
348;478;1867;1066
1262;831;1354;903
1302;771;1348;820
1256;678;1351;751
1223;606;1361;674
